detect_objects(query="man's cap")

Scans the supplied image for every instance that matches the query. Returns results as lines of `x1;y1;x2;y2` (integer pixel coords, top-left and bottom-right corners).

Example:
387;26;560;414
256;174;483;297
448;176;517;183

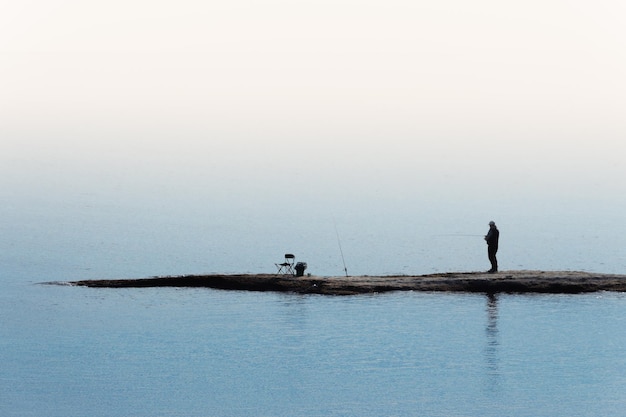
489;221;495;226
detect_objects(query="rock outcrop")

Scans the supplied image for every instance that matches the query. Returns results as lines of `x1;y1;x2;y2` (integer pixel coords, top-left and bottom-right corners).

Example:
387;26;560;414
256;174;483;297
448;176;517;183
69;270;626;295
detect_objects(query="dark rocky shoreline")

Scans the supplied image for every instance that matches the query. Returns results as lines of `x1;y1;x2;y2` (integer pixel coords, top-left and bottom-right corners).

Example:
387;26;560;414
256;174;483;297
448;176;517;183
68;270;626;295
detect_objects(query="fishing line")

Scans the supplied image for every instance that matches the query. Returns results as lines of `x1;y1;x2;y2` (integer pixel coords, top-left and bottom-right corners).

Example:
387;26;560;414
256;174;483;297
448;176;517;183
333;219;349;277
439;234;483;237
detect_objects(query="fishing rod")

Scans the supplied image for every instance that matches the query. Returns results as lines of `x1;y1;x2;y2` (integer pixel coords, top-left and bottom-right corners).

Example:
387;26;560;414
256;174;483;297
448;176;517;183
439;234;484;237
333;219;349;277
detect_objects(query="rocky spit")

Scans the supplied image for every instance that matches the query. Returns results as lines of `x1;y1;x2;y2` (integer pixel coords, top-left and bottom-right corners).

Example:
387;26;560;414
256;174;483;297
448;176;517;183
68;270;626;295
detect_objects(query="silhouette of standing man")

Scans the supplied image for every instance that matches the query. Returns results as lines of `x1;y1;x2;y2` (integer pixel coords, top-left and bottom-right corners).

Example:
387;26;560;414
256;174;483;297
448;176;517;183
485;221;499;273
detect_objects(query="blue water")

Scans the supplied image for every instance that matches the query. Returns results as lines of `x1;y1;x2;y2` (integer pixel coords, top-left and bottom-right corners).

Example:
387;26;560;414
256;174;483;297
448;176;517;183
1;277;625;416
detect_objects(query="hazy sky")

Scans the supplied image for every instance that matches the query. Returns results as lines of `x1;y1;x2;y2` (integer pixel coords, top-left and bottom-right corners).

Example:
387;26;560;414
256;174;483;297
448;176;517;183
2;0;625;206
2;0;626;277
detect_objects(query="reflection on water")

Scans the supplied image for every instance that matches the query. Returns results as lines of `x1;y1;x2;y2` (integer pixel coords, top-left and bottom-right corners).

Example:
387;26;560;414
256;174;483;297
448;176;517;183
485;293;500;391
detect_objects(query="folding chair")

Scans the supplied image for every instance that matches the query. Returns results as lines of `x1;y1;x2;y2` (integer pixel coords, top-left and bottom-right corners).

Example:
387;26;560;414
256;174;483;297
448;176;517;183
275;254;296;275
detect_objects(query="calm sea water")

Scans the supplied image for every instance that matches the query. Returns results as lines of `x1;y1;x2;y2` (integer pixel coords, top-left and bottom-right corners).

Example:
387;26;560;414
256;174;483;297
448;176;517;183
1;280;625;417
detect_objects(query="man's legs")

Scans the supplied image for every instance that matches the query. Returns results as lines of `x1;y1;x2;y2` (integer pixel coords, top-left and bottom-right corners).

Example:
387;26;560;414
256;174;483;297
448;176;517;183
488;246;498;273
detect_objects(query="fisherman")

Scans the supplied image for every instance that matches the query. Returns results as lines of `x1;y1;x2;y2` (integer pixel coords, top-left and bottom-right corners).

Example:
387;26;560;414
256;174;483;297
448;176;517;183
484;221;499;273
